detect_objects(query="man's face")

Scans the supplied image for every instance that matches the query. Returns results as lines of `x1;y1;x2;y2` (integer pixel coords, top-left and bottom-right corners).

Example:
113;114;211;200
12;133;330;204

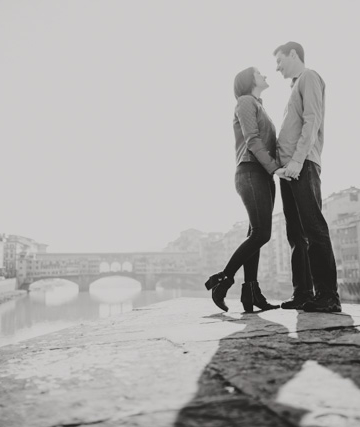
275;51;293;79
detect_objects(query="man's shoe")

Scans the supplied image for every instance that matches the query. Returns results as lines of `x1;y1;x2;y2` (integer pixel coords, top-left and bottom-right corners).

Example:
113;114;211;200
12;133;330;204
281;294;313;310
302;293;342;313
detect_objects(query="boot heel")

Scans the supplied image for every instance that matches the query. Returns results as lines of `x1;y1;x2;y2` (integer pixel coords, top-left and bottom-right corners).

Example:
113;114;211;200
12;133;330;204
204;272;226;291
205;280;215;291
241;281;254;313
252;281;280;311
242;302;253;313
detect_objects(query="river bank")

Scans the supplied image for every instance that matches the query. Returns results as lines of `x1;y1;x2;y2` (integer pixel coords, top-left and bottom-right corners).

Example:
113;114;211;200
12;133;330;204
0;290;27;305
0;278;25;305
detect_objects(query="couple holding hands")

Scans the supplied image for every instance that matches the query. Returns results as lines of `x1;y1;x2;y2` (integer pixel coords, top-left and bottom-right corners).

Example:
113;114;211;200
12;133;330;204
205;41;341;314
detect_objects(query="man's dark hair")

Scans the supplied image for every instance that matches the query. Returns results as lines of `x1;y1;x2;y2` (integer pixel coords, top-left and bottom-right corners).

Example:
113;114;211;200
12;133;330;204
273;42;305;63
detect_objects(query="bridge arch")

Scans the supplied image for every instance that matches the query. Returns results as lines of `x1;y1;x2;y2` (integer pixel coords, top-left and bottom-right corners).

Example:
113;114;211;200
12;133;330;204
86;271;141;288
28;277;81;290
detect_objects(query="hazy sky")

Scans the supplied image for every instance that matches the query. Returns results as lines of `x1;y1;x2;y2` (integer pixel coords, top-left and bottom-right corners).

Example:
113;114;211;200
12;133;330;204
1;0;359;252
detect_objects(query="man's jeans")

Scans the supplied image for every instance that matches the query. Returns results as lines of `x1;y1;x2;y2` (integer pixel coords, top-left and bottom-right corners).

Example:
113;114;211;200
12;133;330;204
224;162;275;281
280;160;338;296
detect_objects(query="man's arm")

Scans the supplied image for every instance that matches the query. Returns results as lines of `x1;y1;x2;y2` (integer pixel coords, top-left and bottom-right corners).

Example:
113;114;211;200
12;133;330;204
285;71;324;178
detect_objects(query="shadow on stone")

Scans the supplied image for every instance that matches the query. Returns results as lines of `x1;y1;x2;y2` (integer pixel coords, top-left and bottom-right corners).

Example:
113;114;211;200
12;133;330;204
173;310;360;427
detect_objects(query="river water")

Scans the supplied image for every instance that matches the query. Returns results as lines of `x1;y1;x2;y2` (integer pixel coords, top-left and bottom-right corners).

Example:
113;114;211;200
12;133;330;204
0;277;209;347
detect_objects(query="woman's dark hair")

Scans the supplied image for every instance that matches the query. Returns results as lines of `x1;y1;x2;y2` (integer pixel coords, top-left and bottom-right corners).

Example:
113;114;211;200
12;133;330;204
234;67;256;99
273;41;305;63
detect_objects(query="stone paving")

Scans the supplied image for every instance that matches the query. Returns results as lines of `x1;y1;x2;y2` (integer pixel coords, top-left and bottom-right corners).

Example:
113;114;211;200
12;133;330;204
0;297;360;426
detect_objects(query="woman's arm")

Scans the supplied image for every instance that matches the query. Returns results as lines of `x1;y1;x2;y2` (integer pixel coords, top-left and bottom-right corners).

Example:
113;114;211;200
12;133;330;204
236;96;279;174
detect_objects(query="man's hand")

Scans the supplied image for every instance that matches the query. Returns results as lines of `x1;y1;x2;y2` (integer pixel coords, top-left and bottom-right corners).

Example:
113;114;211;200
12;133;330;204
284;160;303;179
274;168;291;181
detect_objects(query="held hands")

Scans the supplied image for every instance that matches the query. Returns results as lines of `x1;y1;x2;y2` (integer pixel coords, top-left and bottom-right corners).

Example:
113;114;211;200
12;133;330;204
275;160;303;181
275;167;292;181
284;160;303;180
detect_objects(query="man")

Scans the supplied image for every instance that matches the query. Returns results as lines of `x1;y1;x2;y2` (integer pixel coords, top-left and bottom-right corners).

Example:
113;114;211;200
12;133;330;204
274;41;341;312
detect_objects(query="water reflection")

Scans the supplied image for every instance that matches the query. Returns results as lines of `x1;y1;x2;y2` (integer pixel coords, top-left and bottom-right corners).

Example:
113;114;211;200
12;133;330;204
90;277;142;317
90;277;141;304
30;279;79;306
0;277;208;347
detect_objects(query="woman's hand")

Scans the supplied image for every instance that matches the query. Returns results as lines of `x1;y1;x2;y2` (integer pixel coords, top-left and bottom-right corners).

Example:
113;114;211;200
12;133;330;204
275;168;292;181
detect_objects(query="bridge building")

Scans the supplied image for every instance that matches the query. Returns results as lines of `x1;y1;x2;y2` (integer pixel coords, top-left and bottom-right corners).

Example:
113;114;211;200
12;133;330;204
17;251;203;291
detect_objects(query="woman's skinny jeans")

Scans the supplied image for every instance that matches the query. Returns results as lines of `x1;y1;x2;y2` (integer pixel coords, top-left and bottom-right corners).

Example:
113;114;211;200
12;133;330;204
223;162;275;282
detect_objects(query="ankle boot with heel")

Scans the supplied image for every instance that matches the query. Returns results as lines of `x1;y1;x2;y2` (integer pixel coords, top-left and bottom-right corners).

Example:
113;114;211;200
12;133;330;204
241;281;280;313
205;272;234;312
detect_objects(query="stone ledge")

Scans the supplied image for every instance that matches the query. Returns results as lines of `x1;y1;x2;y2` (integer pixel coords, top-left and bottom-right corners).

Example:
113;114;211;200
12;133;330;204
0;298;360;427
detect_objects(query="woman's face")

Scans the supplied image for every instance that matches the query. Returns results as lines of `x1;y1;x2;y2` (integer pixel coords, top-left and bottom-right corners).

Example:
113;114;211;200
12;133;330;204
253;69;269;90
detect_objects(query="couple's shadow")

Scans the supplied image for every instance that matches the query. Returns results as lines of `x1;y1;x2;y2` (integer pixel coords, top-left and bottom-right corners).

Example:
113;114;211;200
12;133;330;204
174;307;360;427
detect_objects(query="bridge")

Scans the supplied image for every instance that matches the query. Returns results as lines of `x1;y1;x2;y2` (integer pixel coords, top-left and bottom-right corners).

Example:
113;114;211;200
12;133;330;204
17;251;204;291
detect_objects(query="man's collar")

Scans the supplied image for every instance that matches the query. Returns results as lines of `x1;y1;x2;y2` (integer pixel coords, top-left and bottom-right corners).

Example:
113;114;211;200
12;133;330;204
291;69;305;88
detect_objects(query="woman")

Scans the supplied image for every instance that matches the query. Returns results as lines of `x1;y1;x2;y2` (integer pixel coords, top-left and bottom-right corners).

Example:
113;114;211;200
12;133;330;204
205;67;290;313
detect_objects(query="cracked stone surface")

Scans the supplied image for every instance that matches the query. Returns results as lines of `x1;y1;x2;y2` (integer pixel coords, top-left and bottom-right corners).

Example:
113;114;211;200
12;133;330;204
0;298;360;426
